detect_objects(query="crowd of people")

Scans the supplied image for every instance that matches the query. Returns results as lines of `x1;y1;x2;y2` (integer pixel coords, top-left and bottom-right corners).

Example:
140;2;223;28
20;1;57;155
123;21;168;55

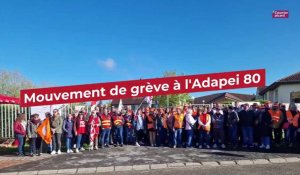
13;102;300;157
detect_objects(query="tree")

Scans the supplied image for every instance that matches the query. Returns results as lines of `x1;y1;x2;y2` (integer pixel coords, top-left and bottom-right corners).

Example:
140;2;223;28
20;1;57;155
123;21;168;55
153;71;192;107
0;70;35;97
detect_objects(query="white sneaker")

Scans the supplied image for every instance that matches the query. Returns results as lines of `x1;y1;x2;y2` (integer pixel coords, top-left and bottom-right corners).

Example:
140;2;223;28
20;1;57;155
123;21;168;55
69;149;73;153
80;147;85;151
259;144;265;149
265;145;270;150
198;145;202;149
135;143;140;147
75;148;79;153
213;144;218;148
221;144;226;149
67;149;70;154
57;150;61;154
206;145;210;149
73;144;76;149
50;151;56;155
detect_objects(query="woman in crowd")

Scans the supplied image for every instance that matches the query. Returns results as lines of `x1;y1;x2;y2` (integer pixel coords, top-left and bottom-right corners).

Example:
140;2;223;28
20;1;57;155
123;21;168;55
14;113;26;156
198;108;211;149
74;112;87;153
146;109;157;147
185;109;196;148
63;113;74;153
50;109;63;155
135;109;146;146
88;110;101;150
27;114;42;156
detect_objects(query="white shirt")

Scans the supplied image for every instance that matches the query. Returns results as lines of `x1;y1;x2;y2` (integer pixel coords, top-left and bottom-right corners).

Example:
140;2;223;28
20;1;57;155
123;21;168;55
185;114;196;130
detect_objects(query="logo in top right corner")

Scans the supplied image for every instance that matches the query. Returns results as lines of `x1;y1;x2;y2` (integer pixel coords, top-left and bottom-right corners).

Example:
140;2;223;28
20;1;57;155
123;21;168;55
272;10;289;18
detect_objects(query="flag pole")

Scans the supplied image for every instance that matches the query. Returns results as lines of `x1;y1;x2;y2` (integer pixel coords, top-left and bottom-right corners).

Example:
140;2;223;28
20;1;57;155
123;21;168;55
135;97;146;115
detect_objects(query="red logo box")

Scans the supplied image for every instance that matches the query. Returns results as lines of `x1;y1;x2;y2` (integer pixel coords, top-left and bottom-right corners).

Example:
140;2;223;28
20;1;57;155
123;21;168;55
272;10;289;18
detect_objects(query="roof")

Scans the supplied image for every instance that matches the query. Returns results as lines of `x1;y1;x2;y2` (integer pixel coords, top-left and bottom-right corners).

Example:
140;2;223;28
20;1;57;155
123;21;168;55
259;72;300;95
194;92;255;104
256;86;267;95
0;94;20;104
111;97;146;105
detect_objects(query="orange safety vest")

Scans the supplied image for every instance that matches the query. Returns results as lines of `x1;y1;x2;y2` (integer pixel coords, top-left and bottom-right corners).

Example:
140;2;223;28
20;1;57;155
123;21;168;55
113;115;123;126
174;113;184;129
286;111;299;128
198;113;211;131
268;109;282;125
101;114;111;129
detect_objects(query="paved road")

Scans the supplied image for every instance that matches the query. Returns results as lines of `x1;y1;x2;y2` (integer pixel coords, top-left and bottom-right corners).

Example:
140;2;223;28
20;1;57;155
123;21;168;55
100;163;300;175
0;146;299;173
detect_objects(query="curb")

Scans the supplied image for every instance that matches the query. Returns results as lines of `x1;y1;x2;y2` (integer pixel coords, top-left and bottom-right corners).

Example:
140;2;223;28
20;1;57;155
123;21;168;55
0;157;300;175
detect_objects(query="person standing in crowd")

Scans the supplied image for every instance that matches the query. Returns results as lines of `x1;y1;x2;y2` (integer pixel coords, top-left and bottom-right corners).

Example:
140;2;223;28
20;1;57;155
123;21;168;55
88;110;101;150
156;108;168;147
50;109;63;155
100;108;112;148
268;103;284;146
252;103;261;147
227;106;239;149
280;104;289;145
286;103;299;147
113;110;125;147
72;110;79;149
198;108;211;149
146;109;157;147
167;108;175;147
124;110;135;145
74;112;87;153
212;108;226;149
14;113;26;156
135;109;146;146
185;109;196;148
27;114;42;157
63;113;74;153
173;107;184;148
258;105;272;150
239;104;255;148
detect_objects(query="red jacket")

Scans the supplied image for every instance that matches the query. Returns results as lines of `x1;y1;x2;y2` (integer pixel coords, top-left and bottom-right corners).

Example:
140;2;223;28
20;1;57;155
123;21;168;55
14;121;26;136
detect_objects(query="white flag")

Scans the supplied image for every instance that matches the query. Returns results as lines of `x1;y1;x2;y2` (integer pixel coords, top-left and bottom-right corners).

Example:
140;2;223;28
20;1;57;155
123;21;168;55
118;99;123;112
145;96;153;107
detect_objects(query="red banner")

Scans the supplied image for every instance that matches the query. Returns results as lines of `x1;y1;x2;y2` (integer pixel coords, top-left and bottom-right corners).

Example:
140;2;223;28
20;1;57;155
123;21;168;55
20;69;266;107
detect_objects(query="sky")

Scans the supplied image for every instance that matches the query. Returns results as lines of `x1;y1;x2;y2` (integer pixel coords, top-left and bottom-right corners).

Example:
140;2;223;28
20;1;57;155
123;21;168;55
0;0;299;98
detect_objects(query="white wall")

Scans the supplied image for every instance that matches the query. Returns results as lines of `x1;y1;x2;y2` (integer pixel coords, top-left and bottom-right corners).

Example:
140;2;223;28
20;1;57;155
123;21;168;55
277;84;300;103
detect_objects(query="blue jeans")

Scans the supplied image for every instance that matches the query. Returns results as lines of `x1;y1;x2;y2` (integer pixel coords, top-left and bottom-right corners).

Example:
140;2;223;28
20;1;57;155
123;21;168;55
125;127;134;145
262;137;271;146
199;130;210;146
101;128;111;146
186;130;193;147
229;126;238;146
76;134;83;149
287;126;297;145
114;127;123;145
242;126;253;146
16;134;24;155
173;129;182;147
66;137;72;150
157;127;167;146
168;129;174;146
